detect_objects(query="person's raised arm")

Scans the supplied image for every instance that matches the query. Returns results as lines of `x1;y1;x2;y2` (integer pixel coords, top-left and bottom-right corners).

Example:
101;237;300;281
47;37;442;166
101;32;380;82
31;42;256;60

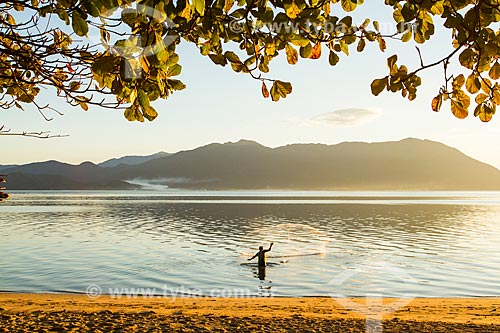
264;242;273;253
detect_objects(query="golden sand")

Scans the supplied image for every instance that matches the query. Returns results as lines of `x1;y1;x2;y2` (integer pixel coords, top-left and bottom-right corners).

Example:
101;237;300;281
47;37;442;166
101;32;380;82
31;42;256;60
1;294;499;332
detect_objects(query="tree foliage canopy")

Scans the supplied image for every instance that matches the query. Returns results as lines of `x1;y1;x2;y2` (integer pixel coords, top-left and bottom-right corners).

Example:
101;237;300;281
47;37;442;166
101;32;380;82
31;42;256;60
1;0;500;121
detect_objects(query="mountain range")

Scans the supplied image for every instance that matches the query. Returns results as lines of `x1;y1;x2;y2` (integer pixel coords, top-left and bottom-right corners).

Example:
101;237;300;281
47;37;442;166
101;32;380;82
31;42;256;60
2;138;500;190
98;151;170;168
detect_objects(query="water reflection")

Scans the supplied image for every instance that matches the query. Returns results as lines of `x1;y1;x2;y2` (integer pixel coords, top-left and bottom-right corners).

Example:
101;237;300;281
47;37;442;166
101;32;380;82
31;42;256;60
1;193;500;296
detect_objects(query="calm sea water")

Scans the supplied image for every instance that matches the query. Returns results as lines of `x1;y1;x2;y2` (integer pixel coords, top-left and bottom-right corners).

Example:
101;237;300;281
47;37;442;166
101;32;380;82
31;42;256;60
1;190;500;297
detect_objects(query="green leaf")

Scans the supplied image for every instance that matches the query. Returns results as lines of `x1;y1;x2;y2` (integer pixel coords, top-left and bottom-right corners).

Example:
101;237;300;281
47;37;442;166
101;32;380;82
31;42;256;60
209;54;227;66
224;51;241;63
401;30;412;42
167;64;182;77
129;89;137;104
72;11;88;37
166;53;180;67
137;89;150;110
121;9;138;27
193;0;205;15
124;105;144;122
231;62;246;73
84;0;101;17
167;79;186;91
69;81;81;91
459;48;476;69
143;106;158;121
341;0;363;12
289;34;309;47
270;80;292;101
92;56;118;75
371;77;388;96
328;51;339;66
299;43;312;58
339;40;349;55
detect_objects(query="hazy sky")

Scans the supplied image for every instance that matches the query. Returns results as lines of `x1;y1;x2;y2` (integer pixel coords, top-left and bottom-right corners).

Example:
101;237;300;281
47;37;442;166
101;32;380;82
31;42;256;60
2;1;500;168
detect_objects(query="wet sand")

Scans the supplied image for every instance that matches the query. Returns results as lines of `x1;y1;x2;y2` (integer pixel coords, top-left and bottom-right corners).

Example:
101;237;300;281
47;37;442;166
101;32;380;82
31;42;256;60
1;294;500;332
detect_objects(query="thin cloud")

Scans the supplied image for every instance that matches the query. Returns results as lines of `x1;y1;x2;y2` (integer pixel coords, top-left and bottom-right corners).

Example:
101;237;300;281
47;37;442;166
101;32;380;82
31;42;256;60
308;108;381;127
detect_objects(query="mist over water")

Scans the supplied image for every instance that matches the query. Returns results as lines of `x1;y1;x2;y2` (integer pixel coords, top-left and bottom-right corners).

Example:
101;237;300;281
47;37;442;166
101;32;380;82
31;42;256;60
1;191;500;297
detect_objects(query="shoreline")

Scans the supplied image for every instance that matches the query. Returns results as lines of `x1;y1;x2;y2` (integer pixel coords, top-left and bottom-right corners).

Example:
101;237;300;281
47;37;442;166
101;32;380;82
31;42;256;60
3;291;500;298
1;294;499;332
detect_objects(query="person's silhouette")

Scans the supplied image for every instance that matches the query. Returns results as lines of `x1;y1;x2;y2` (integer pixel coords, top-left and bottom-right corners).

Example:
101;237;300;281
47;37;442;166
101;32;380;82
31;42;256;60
248;242;273;268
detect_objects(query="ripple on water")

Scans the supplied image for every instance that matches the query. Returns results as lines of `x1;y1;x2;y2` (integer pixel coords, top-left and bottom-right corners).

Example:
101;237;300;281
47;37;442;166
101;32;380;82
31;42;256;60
1;193;500;296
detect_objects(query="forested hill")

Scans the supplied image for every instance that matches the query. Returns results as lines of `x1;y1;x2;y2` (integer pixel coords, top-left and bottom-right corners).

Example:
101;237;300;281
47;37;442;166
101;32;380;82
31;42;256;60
3;138;500;190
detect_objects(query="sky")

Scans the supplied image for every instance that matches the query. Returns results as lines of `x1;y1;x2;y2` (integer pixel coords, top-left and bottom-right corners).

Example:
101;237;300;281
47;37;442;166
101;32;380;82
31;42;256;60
1;1;500;169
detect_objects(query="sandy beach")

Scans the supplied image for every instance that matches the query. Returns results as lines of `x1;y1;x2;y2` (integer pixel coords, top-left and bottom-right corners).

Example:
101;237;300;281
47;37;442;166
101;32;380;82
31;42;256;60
1;294;499;332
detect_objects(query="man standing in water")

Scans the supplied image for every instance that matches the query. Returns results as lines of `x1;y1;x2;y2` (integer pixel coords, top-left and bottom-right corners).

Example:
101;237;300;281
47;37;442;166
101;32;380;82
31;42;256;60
248;242;273;267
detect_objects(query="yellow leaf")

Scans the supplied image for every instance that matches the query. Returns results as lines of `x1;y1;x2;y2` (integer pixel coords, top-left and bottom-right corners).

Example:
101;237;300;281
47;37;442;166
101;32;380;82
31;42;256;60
270;80;292;101
284;1;300;19
493;89;500;105
265;40;275;56
310;43;321;59
452;74;465;89
79;101;88;111
431;94;442;112
475;93;489;104
261;82;269;98
475;104;495;122
489;61;500;80
224;0;235;13
378;36;386;52
370;77;387;96
285;44;298;64
465;74;480;94
450;99;468;119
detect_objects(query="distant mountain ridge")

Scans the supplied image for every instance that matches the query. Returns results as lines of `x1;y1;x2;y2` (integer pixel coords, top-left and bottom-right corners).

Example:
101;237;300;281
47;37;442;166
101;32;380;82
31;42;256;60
98;152;170;168
3;138;500;190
